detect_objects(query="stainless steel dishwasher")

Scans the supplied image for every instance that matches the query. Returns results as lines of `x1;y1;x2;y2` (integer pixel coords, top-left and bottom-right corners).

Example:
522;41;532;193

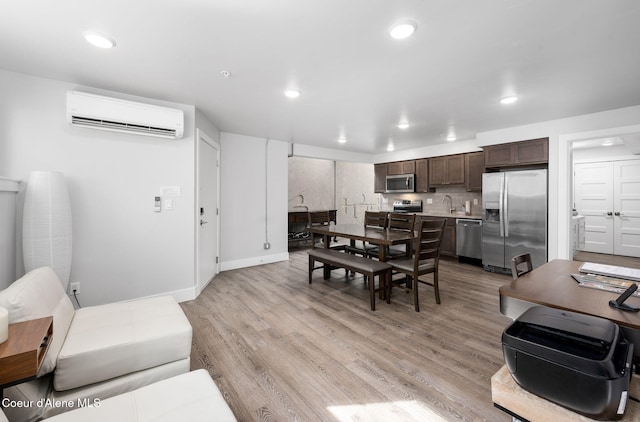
456;219;482;260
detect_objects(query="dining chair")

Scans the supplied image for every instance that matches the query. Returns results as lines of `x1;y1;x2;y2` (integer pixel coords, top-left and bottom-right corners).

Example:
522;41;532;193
308;211;343;249
386;218;446;311
345;211;388;257
308;211;347;275
368;212;415;260
511;253;533;280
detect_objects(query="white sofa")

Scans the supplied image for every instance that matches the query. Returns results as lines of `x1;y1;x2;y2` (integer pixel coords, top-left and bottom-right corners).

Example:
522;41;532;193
0;267;193;421
0;369;237;421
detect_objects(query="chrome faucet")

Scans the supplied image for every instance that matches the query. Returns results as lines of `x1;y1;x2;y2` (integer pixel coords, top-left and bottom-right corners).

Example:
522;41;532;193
442;195;455;214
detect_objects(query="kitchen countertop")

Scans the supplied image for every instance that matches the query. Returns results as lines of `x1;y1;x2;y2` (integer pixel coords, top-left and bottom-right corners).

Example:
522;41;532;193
416;212;483;220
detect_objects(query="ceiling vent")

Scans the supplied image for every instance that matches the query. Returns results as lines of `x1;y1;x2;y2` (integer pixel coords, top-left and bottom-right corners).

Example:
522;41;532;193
66;91;184;139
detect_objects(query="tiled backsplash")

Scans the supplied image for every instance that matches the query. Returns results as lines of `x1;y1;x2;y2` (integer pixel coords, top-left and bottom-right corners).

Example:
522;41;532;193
381;186;483;216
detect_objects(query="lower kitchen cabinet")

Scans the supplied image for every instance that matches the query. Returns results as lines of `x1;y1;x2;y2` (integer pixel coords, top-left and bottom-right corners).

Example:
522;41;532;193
418;216;456;257
440;218;456;257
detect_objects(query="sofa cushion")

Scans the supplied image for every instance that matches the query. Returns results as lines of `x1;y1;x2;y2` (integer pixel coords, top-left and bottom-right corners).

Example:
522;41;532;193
0;267;75;377
54;295;192;391
45;369;236;422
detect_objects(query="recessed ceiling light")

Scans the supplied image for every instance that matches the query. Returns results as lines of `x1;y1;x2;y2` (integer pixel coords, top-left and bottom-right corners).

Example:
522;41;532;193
338;137;347;144
387;144;395;151
84;32;116;49
220;70;232;78
398;122;410;129
446;135;457;142
500;96;518;105
389;21;417;40
284;89;300;99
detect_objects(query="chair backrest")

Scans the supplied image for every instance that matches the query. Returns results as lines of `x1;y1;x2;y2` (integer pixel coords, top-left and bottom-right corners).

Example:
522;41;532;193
364;211;388;229
511;253;533;280
308;211;331;227
388;212;415;232
416;219;446;263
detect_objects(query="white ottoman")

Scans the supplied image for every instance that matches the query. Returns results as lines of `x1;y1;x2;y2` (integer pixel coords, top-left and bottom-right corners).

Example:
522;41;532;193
43;370;235;421
54;296;192;391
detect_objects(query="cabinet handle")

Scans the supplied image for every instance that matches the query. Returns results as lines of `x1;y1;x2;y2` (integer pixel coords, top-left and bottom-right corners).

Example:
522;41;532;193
607;212;613;216
615;212;622;216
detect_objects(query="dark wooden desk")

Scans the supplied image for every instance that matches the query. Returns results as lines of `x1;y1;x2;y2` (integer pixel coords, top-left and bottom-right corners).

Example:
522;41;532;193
309;223;415;279
499;259;640;357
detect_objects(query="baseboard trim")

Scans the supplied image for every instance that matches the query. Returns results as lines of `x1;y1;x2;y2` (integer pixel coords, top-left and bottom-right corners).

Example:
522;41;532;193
119;286;197;304
221;252;289;272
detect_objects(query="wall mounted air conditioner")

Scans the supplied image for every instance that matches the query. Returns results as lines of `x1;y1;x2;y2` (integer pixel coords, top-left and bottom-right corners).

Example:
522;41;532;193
66;91;184;139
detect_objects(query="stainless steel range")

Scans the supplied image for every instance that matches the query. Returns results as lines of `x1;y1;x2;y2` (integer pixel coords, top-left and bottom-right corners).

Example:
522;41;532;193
392;200;423;213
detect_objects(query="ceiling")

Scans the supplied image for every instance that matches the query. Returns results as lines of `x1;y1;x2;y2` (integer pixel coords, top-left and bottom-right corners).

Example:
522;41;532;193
1;0;639;154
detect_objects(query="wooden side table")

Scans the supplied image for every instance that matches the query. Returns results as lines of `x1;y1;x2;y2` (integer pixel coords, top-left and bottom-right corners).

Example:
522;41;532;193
0;316;53;402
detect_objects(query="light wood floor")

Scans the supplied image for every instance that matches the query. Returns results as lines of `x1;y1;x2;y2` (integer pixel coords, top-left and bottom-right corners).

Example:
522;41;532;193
181;251;516;421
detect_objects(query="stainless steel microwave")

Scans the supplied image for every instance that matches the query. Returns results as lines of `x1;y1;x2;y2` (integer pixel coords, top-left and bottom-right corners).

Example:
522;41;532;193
385;174;415;193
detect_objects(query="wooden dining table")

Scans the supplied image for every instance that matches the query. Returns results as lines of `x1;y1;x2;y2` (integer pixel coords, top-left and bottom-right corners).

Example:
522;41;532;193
308;223;415;279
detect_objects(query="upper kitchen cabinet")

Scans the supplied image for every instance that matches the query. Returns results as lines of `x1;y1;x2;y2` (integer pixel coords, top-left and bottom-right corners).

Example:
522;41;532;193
415;159;433;192
429;154;465;187
387;160;416;175
465;152;484;192
484;138;549;169
374;163;387;193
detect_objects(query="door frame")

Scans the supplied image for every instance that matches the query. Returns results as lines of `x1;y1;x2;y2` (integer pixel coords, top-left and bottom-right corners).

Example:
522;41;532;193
196;128;221;294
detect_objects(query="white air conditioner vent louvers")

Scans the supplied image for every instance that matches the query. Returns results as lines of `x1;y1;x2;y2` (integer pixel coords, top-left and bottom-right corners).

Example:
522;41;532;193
70;116;178;137
66;91;184;139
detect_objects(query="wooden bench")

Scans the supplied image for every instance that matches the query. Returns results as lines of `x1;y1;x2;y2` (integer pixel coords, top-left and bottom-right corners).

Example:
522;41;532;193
308;248;391;311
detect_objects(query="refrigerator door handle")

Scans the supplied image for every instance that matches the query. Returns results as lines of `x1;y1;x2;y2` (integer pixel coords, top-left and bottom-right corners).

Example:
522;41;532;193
504;175;509;237
499;175;505;238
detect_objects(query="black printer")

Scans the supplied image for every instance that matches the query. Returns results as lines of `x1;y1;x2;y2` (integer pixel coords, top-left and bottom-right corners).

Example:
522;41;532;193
502;306;634;420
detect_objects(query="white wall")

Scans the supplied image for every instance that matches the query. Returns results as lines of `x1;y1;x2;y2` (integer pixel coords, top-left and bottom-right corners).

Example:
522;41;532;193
0;69;198;305
374;139;482;163
219;132;288;270
573;145;637;163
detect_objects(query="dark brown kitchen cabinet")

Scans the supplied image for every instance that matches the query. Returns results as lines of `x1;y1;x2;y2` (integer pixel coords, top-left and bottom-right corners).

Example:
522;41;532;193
419;216;456;257
415;159;432;192
387;160;416;175
465;152;484;192
440;218;456;257
484;138;548;168
429;154;465;186
374;163;387;193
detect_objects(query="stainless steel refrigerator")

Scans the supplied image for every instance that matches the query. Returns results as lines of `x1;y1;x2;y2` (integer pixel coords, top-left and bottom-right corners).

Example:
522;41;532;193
482;169;547;273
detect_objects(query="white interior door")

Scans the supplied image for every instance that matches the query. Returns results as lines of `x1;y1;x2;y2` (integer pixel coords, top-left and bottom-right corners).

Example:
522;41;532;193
197;129;220;293
574;162;614;253
613;160;640;257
